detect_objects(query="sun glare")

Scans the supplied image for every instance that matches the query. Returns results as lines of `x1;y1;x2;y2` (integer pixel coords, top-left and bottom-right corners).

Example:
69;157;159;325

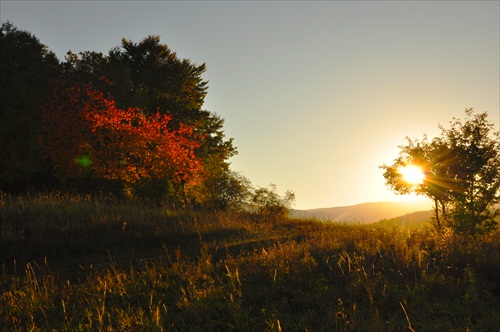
398;165;425;185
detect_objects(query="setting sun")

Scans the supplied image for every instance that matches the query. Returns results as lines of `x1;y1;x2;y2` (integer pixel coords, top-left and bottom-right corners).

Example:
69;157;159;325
398;165;425;185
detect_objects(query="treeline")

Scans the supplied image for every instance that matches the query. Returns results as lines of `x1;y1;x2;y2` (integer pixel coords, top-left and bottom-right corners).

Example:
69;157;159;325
1;22;281;210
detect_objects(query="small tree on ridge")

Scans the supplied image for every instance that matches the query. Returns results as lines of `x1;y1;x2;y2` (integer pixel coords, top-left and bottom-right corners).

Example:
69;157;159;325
381;109;500;235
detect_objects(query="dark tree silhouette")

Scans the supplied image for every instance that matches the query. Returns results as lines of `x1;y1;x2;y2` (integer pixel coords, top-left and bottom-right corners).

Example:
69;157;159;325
0;22;60;190
381;109;500;235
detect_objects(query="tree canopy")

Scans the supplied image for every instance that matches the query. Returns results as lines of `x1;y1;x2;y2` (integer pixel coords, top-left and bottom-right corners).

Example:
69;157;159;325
381;109;500;235
1;22;243;209
0;22;59;190
41;79;204;191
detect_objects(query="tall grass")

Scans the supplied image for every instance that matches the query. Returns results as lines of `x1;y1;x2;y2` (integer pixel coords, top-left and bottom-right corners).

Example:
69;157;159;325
1;193;499;331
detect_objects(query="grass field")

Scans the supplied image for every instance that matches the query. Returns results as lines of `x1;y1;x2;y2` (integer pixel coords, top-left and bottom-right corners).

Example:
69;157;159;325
1;193;499;331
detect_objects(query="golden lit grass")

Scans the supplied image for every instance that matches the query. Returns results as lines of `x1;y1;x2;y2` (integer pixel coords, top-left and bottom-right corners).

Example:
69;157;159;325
1;193;499;331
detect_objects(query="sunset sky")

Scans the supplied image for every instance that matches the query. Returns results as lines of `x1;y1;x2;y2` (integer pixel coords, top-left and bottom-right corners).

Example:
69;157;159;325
2;1;499;209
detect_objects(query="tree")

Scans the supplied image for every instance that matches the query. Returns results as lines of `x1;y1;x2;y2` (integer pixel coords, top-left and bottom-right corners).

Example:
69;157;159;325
251;184;296;217
381;109;500;235
380;136;454;230
41;79;205;199
40;79;96;185
0;22;60;191
440;110;500;234
64;36;208;128
63;36;237;207
191;168;251;211
1;24;238;209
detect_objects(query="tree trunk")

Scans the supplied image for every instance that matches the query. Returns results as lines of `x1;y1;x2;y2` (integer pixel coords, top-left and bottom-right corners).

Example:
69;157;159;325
434;198;441;231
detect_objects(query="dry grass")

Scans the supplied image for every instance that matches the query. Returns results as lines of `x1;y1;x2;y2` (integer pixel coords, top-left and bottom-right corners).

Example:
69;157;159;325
1;193;499;331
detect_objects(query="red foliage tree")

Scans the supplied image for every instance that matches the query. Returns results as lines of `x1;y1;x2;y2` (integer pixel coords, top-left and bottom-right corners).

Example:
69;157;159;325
41;79;204;192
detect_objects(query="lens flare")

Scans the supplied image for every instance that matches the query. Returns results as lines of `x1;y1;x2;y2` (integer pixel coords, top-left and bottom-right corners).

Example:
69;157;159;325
75;154;92;168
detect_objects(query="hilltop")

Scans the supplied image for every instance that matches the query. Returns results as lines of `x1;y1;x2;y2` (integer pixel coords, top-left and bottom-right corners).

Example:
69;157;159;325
292;200;433;224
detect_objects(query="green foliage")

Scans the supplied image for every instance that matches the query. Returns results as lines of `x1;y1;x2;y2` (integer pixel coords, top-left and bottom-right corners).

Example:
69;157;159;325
381;109;500;235
250;184;296;217
1;193;499;331
440;110;500;234
190;168;252;212
65;36;209;128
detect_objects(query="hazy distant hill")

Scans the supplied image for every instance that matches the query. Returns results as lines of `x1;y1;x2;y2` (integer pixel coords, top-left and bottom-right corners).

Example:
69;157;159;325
371;210;434;228
291;201;433;224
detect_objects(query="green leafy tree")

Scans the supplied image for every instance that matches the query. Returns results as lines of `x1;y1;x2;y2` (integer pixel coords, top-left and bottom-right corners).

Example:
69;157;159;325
0;22;60;191
191;168;251;211
115;36;207;125
381;109;500;235
251;184;296;217
64;36;208;128
440;110;500;234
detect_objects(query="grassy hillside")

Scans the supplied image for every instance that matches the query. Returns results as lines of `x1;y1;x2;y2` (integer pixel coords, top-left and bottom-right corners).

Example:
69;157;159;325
371;210;434;229
1;193;499;331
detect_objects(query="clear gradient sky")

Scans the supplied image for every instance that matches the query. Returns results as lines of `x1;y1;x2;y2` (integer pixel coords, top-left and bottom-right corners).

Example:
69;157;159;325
2;1;499;209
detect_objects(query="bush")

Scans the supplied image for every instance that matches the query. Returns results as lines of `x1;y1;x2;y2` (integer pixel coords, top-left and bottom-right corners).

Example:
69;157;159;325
250;184;295;217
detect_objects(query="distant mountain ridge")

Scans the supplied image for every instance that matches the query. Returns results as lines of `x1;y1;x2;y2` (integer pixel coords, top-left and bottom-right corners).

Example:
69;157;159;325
292;201;433;224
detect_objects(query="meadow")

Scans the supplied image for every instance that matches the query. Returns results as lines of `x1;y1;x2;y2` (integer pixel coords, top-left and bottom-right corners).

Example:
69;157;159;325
1;193;499;331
